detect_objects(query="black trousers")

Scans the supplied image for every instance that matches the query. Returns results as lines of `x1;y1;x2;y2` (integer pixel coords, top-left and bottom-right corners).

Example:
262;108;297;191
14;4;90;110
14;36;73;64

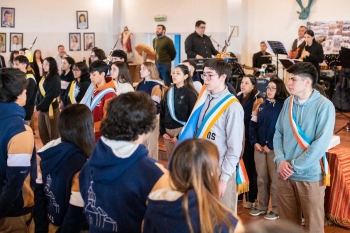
242;140;258;202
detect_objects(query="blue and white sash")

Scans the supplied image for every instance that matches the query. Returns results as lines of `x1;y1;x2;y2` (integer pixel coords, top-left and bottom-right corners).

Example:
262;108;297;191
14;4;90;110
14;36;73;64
167;86;186;125
80;84;115;111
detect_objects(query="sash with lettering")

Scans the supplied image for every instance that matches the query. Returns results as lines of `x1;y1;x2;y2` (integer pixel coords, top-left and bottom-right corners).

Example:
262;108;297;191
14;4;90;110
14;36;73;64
68;80;77;104
289;95;330;186
39;77;56;119
178;86;249;194
80;84;115;111
167;86;186;125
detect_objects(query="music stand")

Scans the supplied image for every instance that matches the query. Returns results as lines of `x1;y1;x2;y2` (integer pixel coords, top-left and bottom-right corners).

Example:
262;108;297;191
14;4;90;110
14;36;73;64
279;58;302;82
266;41;288;76
230;62;246;91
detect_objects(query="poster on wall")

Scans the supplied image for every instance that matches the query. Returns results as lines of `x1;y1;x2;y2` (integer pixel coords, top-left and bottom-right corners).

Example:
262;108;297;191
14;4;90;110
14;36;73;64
84;33;95;51
77;11;88;29
10;33;23;52
307;21;350;54
69;33;81;51
0;33;6;52
1;7;15;28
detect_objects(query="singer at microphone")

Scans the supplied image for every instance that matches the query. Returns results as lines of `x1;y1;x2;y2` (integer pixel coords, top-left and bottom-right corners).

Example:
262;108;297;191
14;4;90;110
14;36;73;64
296;29;324;77
184;20;219;59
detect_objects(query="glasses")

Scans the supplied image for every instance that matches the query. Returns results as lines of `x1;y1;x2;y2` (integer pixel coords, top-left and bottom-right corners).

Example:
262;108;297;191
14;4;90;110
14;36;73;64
201;73;218;81
266;86;277;91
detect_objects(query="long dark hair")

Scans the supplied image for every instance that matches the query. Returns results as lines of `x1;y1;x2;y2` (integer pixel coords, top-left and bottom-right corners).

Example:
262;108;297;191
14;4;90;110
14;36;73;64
73;61;90;82
9;50;19;63
240;74;258;102
58;104;95;157
172;64;198;96
43;57;58;81
269;78;290;100
305;29;317;44
111;61;132;85
33;50;43;62
62;56;75;74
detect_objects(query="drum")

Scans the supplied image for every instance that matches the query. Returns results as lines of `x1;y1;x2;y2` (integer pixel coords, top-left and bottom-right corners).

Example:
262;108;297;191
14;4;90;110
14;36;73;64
265;64;276;74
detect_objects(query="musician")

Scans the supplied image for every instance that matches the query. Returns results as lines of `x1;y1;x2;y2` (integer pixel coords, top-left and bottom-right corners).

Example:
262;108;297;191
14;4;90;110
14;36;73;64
288;26;307;58
296;29;324;77
153;24;176;86
252;41;272;74
185;20;218;59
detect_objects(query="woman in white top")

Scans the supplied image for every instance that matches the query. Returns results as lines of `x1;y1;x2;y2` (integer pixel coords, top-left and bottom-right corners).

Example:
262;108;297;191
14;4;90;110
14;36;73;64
110;61;134;95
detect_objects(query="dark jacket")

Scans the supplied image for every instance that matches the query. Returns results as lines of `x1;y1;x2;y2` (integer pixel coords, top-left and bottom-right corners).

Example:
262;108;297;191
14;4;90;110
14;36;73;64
34;140;88;232
185;32;218;58
36;74;61;112
32;59;43;84
60;70;74;102
24;71;38;120
252;51;272;69
249;99;284;150
296;41;324;76
153;35;176;64
63;73;91;106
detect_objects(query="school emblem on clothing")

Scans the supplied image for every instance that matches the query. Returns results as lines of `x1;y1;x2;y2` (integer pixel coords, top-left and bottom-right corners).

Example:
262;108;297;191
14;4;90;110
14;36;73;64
85;181;117;231
44;175;59;214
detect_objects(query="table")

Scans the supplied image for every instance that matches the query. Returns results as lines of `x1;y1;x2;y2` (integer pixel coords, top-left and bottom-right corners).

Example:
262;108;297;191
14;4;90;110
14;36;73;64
325;146;350;229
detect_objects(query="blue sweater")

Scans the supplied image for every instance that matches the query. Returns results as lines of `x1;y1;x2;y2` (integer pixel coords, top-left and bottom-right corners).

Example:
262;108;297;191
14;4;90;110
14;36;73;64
35;140;88;232
249;99;285;150
273;90;335;182
143;189;239;233
136;80;163;114
79;138;165;233
0;102;36;218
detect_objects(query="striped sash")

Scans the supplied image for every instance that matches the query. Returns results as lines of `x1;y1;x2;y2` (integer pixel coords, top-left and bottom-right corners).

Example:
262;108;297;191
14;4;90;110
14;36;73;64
80;84;115;111
68;80;77;104
178;86;249;194
39;77;56;119
289;96;330;186
167;86;186;125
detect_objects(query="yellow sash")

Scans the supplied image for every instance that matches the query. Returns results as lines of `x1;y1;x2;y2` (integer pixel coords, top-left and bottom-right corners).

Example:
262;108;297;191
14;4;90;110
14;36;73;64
39;77;56;119
68;80;77;104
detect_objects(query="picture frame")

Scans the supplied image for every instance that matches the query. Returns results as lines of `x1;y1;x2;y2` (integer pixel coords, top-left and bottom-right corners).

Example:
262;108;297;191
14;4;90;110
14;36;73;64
9;33;23;52
1;7;15;28
69;33;81;51
84;33;95;51
0;33;6;52
77;11;88;29
229;26;239;37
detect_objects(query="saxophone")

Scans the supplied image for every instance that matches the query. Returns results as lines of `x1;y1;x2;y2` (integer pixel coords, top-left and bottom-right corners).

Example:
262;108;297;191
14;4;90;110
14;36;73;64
216;27;235;58
299;42;308;61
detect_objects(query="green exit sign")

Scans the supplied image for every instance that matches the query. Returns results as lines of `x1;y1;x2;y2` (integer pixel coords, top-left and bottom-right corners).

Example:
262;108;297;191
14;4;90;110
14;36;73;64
154;15;167;22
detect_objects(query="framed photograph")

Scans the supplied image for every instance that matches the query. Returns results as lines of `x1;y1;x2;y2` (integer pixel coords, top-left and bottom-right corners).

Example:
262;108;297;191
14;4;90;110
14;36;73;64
1;8;15;28
228;26;239;37
69;33;81;51
0;33;6;52
76;11;88;29
10;33;23;52
84;33;95;51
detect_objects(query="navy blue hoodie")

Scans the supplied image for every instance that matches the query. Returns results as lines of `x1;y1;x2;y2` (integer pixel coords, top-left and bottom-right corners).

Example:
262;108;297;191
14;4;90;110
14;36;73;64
79;137;166;233
143;189;239;233
249;99;285;150
34;139;88;232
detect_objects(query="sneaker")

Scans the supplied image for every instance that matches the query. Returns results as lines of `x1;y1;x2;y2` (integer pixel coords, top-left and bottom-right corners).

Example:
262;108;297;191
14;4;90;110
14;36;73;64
250;208;266;216
264;211;279;220
302;217;305;226
243;201;255;209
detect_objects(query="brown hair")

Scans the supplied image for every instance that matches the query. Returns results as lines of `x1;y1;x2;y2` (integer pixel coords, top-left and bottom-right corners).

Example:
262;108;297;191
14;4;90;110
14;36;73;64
169;139;235;233
111;61;133;85
141;62;162;81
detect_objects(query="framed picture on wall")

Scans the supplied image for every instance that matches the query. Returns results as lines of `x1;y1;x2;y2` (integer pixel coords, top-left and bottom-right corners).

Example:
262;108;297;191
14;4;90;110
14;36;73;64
69;33;81;51
1;8;15;28
84;33;95;51
0;33;6;52
10;33;23;52
77;11;88;29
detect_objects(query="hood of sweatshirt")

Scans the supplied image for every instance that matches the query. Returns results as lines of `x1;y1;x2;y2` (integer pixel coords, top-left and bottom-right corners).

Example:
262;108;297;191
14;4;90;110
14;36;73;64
86;137;149;183
0;102;25;121
94;76;116;91
38;138;85;173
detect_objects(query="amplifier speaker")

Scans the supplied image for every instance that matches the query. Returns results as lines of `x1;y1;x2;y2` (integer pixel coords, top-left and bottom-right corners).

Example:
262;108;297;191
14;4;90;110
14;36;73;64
318;75;335;100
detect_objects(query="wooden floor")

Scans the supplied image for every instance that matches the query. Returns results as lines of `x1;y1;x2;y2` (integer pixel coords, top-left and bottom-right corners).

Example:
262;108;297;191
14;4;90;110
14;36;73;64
33;112;350;232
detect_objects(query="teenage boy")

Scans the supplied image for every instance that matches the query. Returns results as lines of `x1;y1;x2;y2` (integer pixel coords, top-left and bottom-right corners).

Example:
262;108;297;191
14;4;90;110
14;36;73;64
13;55;37;125
274;62;335;232
109;49;134;80
81;60;116;141
0;68;36;232
179;58;244;213
79;91;169;232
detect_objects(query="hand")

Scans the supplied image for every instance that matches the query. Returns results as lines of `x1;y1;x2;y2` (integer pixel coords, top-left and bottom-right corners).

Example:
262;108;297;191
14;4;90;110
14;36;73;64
195;54;203;59
254;143;263;152
303;51;310;57
218;180;227;197
162;133;172;142
170;137;178;144
278;161;294;180
263;145;270;154
59;102;64;111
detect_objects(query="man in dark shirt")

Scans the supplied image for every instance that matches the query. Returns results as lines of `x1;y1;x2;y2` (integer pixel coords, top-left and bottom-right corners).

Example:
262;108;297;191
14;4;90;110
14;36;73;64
252;41;272;75
153;24;176;86
185;20;218;59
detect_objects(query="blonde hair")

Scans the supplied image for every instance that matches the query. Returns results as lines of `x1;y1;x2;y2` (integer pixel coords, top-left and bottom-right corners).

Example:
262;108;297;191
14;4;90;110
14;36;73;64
169;139;235;233
141;62;162;81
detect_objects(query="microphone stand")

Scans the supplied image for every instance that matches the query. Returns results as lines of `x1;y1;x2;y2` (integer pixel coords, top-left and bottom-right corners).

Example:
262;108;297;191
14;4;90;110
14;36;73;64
210;36;222;52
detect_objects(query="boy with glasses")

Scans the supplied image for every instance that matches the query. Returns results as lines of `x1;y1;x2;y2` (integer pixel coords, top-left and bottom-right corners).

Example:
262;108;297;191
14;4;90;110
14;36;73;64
179;58;244;213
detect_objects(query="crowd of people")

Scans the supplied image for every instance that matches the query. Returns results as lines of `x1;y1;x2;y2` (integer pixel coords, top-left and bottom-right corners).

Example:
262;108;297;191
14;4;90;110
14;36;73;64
0;20;336;233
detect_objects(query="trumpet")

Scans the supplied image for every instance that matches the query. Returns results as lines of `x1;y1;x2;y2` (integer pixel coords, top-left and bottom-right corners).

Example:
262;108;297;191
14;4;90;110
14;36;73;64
299;42;308;61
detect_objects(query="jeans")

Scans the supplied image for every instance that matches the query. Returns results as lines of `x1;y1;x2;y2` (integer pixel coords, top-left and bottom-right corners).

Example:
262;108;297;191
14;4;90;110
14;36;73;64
156;62;171;86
